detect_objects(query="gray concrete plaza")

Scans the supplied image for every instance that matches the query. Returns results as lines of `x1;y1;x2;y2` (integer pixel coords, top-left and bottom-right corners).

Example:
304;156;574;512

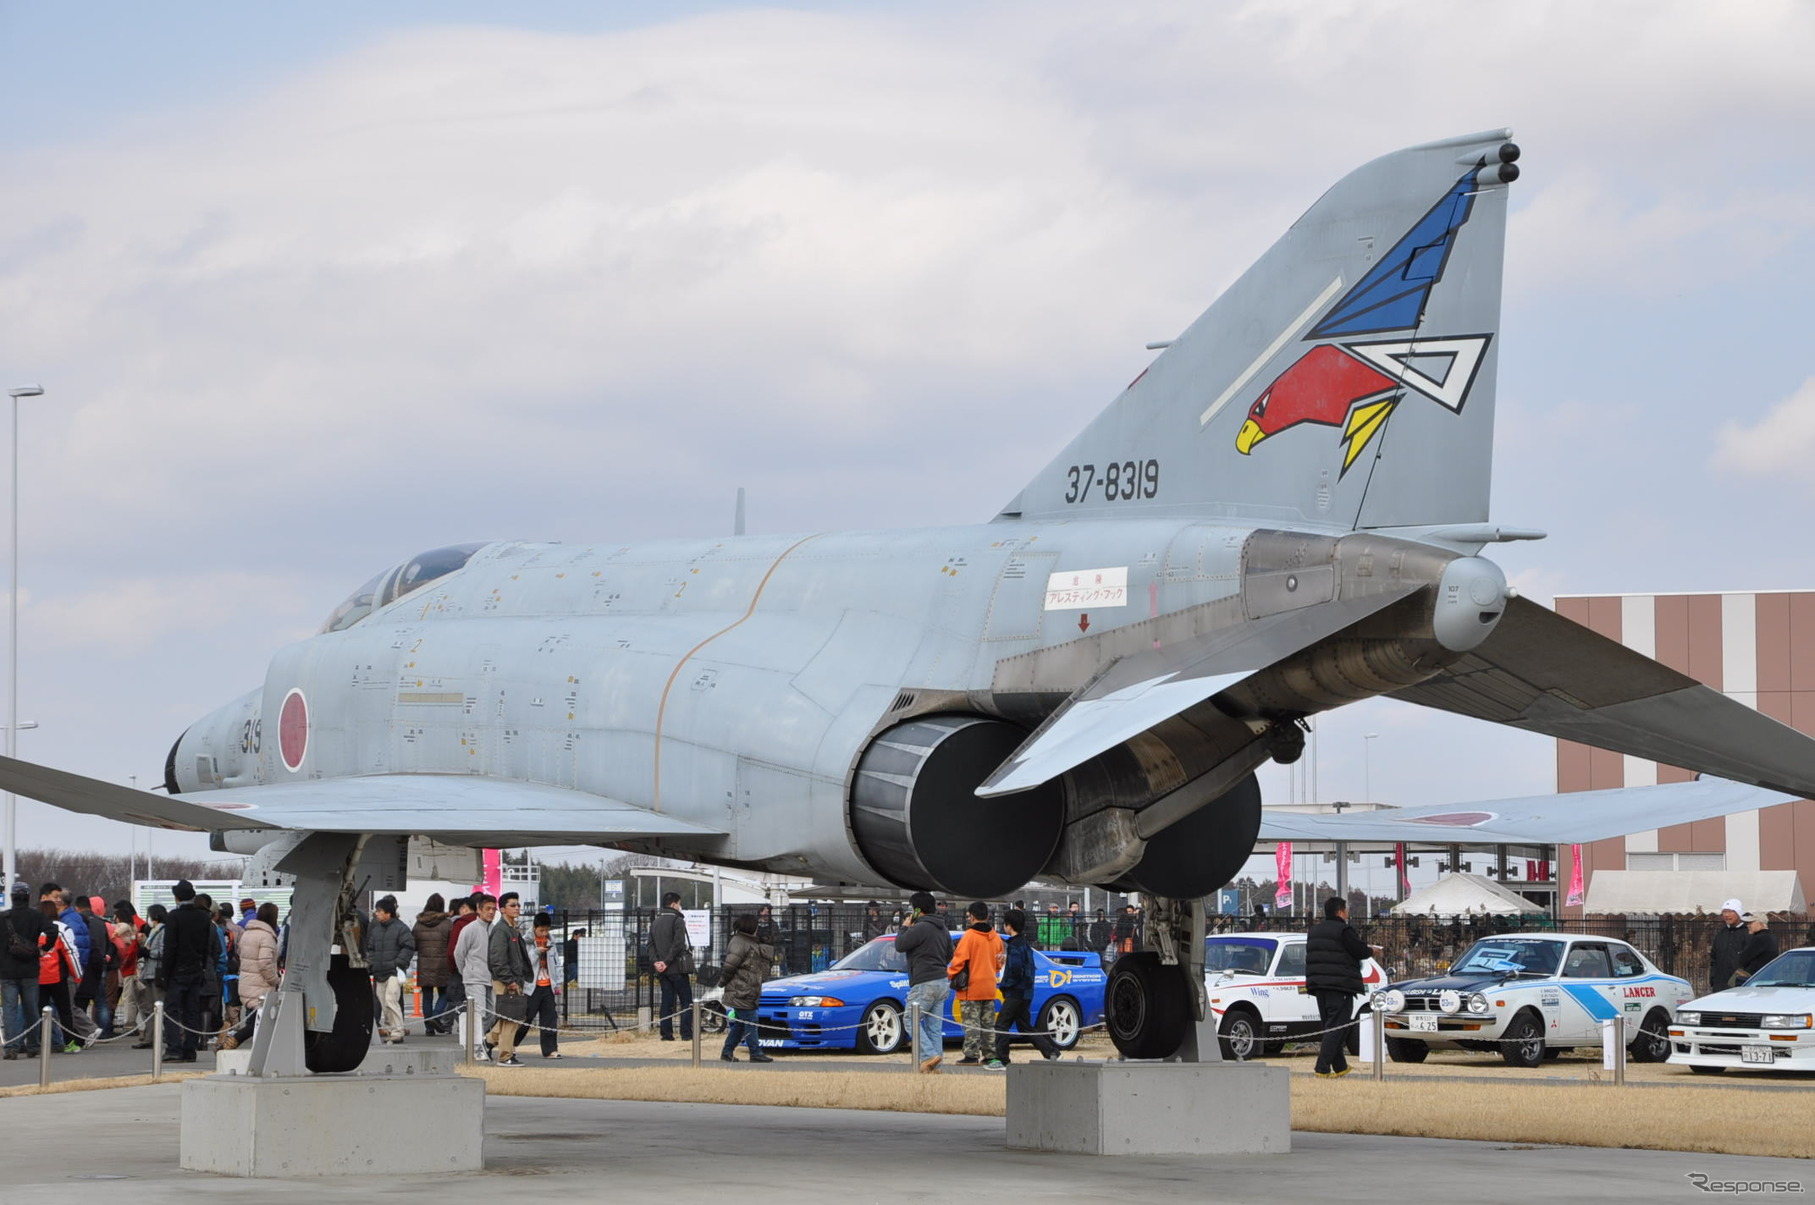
0;1079;1806;1202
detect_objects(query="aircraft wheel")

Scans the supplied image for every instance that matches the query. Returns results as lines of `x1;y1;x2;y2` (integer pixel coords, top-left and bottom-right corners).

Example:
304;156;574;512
303;953;375;1073
1037;996;1082;1050
1106;953;1190;1060
1218;1007;1261;1061
856;1000;905;1055
1628;1008;1671;1063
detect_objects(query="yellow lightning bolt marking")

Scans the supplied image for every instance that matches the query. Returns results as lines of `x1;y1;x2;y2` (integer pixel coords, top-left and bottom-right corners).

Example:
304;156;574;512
1341;396;1398;470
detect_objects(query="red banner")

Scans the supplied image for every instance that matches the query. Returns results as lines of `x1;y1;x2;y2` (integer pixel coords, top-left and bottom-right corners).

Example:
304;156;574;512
1395;842;1411;896
1565;845;1585;907
1274;843;1293;909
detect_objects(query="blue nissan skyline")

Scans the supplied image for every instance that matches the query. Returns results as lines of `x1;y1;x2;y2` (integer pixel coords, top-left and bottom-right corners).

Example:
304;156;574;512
751;933;1107;1054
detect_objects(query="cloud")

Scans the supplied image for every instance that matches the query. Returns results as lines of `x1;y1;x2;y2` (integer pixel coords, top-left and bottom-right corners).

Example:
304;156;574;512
1712;376;1815;478
29;571;319;655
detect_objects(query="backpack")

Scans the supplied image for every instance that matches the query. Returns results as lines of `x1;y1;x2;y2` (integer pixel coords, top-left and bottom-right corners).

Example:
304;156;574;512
224;927;241;977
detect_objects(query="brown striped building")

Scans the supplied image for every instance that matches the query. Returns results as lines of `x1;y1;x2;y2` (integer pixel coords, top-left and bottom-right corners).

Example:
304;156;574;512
1555;591;1815;917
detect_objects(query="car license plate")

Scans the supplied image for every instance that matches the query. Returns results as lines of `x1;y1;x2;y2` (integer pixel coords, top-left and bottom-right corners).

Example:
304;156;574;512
1409;1014;1438;1032
1741;1045;1775;1064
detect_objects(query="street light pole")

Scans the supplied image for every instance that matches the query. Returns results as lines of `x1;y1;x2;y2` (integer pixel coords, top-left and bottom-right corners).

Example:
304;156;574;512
1362;732;1379;802
5;384;43;897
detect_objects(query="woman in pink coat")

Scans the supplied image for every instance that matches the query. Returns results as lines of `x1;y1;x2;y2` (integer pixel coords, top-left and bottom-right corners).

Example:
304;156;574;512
221;903;280;1050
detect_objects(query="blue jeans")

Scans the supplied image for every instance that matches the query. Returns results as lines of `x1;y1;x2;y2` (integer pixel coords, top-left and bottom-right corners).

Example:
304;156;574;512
906;980;949;1062
721;1006;764;1058
2;977;39;1053
420;985;446;1027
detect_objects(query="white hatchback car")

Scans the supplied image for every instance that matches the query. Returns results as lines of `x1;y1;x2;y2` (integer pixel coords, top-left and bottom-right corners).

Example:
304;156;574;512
1204;932;1386;1060
1375;933;1693;1067
1668;946;1815;1074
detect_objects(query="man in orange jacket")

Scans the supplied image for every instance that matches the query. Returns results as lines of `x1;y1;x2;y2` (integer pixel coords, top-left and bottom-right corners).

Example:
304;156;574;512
948;902;1005;1066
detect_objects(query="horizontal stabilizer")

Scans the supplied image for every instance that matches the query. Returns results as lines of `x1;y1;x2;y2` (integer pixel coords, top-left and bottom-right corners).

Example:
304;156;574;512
1390;597;1815;798
0;754;723;847
979;585;1419;796
1259;779;1796;846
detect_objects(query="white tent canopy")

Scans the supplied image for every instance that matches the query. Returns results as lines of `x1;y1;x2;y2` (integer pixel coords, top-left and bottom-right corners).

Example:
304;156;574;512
1583;870;1806;916
1390;872;1537;917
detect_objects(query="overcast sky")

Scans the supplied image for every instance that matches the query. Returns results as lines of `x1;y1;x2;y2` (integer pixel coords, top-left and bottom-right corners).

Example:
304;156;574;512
3;1;1812;882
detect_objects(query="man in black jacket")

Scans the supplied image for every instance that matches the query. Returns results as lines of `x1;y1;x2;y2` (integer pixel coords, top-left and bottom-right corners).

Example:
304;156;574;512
2;884;50;1058
1305;895;1374;1077
1710;900;1749;991
649;892;693;1042
158;880;218;1063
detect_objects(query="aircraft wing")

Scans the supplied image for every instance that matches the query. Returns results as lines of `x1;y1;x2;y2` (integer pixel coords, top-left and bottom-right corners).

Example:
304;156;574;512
979;585;1420;796
1387;596;1815;798
1258;779;1797;845
0;754;722;847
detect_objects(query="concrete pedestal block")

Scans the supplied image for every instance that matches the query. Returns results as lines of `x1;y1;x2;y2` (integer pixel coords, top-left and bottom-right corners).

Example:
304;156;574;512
215;1044;463;1078
180;1072;485;1176
1005;1060;1289;1156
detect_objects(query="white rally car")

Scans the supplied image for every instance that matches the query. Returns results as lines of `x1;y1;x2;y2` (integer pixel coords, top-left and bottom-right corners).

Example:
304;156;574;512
1375;933;1693;1067
1668;946;1815;1074
1204;932;1387;1060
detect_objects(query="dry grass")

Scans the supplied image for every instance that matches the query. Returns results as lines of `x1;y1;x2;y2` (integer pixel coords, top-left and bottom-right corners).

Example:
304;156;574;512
0;1070;205;1098
468;1061;1813;1159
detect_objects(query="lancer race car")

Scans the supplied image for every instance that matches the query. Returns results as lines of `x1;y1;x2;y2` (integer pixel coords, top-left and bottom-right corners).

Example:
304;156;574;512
1668;945;1815;1073
742;933;1106;1054
1374;933;1693;1067
1206;932;1387;1060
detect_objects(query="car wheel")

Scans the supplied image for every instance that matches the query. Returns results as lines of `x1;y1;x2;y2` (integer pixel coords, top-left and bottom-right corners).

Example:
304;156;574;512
700;1000;728;1035
855;1000;905;1055
1689;1064;1727;1075
1037;996;1082;1050
1105;953;1191;1060
1628;1009;1671;1063
1500;1011;1545;1068
1260;1039;1287;1057
1385;1035;1429;1064
1218;1008;1262;1061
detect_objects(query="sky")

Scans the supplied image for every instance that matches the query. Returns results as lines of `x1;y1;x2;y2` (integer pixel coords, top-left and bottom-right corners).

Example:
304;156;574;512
2;1;1813;883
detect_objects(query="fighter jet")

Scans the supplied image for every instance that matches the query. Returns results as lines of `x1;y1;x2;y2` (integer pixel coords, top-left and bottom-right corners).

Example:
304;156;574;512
7;129;1815;1070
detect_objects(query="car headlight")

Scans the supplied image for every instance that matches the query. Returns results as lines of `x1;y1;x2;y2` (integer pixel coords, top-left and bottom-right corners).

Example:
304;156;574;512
787;996;845;1008
1438;989;1462;1015
1466;992;1489;1015
1760;1014;1814;1030
1675;1011;1701;1026
1376;989;1405;1013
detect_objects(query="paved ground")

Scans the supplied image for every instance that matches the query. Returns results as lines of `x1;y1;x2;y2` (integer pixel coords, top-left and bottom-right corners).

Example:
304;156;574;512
2;1080;1808;1201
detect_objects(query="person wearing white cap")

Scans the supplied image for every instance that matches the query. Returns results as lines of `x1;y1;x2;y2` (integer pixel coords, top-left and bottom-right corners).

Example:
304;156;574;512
1710;899;1749;990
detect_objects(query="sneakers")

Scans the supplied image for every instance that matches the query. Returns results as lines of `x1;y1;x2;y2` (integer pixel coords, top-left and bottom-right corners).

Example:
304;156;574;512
1313;1068;1352;1078
749;1052;774;1063
985;1060;1006;1071
61;1041;82;1054
544;1051;563;1060
1043;1047;1063;1061
472;1048;491;1062
720;1052;738;1062
955;1056;981;1065
496;1055;525;1067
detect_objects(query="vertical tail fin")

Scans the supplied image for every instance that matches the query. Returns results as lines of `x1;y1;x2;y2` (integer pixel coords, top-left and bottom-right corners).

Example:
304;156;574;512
1002;130;1517;531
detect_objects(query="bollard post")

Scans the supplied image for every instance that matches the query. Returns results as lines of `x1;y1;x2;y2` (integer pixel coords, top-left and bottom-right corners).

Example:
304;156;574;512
1600;1017;1627;1085
691;1001;702;1067
39;1006;52;1090
909;1001;921;1072
152;1001;164;1081
1365;1010;1385;1082
462;1002;474;1066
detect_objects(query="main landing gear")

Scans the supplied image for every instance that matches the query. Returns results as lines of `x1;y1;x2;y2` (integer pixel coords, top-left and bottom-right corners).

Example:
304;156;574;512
1105;894;1215;1061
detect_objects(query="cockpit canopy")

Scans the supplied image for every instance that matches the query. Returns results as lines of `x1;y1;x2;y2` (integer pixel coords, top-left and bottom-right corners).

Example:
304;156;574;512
320;542;490;634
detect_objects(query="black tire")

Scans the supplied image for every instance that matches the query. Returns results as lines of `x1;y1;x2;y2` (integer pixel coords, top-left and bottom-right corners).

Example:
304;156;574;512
1689;1064;1727;1075
1628;1009;1671;1063
1385;1035;1429;1064
1218;1008;1263;1061
855;1000;905;1055
1106;952;1191;1059
1037;996;1083;1050
701;1000;728;1035
1500;1011;1545;1068
1261;1039;1287;1057
303;953;375;1073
